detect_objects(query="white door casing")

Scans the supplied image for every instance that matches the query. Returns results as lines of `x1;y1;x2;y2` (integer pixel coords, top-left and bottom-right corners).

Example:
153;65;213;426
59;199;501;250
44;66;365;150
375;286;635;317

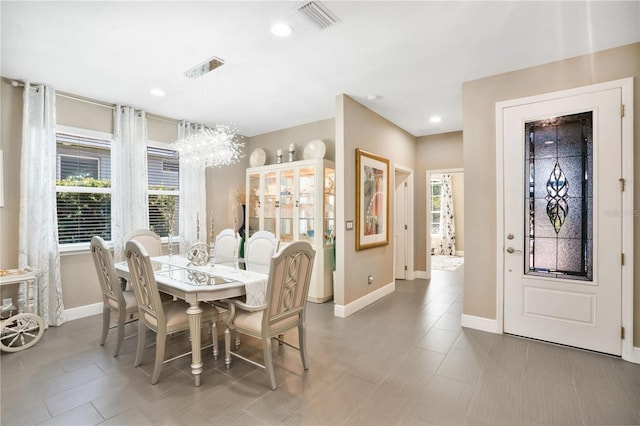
499;80;634;357
394;170;408;279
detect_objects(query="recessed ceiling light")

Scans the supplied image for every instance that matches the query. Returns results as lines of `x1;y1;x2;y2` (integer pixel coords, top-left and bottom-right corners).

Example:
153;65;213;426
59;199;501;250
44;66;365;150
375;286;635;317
271;22;293;37
367;94;382;101
429;115;442;123
150;88;165;97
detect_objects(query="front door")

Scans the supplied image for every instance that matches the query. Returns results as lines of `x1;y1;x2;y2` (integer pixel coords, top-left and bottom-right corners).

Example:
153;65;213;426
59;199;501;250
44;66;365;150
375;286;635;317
502;87;622;355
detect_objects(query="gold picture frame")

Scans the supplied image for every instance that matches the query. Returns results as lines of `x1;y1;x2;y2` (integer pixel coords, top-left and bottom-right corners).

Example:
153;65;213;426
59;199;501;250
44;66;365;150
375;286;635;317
356;149;390;250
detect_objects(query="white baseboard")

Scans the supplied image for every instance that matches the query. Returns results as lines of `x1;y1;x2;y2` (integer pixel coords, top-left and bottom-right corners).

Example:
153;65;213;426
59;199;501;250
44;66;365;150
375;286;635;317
455;250;464;257
461;314;501;333
334;281;395;318
397;270;418;280
623;346;640;364
416;270;429;279
65;302;102;321
407;269;416;280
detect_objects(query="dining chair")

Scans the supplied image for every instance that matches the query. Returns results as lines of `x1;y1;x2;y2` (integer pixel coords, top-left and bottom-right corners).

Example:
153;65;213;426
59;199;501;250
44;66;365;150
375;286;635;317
223;241;316;390
124;229;163;257
90;236;138;357
125;240;219;385
213;228;240;262
244;230;279;274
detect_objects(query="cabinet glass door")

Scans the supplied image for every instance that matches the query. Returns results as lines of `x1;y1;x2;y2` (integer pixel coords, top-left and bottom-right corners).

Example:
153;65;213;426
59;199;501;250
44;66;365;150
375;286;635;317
279;169;295;243
324;166;336;245
263;171;277;235
247;172;261;238
298;166;316;245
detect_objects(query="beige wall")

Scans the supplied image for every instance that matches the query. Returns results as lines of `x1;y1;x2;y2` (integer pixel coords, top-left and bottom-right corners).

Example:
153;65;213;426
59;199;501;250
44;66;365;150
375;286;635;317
247;118;335;163
0;79;22;269
415;131;463;270
206;138;250;241
463;42;640;345
451;172;464;252
56;94;112;133
335;94;415;306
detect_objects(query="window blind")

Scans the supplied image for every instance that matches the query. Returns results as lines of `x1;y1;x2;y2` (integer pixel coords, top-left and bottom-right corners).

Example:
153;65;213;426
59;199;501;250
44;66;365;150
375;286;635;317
147;146;180;237
56;132;112;244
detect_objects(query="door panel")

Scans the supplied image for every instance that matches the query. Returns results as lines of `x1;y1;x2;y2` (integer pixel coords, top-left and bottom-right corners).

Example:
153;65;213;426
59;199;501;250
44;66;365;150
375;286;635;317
395;172;407;279
503;87;621;355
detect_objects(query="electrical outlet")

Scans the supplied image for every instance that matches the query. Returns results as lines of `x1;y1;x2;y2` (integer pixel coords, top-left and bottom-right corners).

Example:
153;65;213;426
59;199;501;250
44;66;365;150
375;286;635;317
367;275;373;285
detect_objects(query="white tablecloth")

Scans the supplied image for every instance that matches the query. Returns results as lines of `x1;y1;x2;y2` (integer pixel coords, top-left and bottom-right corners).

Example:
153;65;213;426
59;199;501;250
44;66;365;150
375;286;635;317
207;265;268;306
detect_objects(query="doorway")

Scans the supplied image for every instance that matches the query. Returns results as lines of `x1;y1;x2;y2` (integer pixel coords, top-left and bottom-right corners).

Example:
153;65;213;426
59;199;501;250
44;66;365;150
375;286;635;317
497;79;634;357
426;169;464;277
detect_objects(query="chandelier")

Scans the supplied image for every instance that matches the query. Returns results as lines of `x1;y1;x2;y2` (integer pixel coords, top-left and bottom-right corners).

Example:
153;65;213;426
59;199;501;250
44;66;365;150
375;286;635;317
171;55;244;169
172;123;244;169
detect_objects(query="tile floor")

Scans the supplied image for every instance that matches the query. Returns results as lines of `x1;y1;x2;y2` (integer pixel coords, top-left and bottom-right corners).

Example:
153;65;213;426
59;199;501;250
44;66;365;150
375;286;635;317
1;265;639;425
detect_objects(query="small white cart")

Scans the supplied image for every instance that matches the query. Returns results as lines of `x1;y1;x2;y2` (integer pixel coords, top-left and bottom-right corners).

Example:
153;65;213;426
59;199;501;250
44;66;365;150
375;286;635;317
0;269;44;352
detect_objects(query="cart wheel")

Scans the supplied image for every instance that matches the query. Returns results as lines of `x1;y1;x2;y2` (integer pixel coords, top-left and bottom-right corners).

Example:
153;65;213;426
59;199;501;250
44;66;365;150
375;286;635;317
0;313;44;352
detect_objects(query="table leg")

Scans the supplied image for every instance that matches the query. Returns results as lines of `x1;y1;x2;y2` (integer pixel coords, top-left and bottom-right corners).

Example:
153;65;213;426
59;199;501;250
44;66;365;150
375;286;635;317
186;301;203;387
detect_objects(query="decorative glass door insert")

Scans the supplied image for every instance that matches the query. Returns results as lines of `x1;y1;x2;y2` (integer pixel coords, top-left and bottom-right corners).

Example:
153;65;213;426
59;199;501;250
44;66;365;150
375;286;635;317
248;172;260;238
279;169;295;242
297;166;316;244
263;171;277;235
524;111;593;281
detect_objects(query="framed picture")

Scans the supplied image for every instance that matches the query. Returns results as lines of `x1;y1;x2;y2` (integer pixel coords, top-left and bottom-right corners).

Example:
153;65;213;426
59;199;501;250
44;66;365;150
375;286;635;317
356;149;390;250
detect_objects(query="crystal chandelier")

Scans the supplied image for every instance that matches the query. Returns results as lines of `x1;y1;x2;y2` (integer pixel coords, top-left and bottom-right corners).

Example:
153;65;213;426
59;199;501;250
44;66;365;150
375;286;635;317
172;123;244;169
171;55;244;169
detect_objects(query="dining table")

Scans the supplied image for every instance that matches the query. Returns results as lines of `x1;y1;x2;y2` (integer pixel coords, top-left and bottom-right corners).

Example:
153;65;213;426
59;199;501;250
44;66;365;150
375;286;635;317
114;255;268;386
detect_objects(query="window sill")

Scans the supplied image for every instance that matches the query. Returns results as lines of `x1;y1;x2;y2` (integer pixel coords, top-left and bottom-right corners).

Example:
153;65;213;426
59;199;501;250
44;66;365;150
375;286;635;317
59;242;95;256
59;237;181;256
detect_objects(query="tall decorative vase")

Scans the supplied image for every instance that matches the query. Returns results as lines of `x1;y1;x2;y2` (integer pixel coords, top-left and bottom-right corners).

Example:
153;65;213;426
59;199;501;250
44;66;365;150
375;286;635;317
238;204;246;239
238;204;246;258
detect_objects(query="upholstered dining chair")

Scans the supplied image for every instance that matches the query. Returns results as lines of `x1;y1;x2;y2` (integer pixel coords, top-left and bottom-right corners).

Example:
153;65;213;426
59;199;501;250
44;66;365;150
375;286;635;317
124;229;163;257
91;236;138;357
213;228;240;262
244;231;279;274
224;241;316;390
125;240;219;385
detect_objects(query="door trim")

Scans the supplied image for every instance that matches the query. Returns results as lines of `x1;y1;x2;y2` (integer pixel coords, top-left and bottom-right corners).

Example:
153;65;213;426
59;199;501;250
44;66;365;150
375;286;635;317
394;164;414;280
495;78;635;362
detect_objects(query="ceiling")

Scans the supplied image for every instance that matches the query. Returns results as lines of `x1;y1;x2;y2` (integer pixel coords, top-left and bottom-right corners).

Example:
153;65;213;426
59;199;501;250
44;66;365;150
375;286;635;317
2;1;639;138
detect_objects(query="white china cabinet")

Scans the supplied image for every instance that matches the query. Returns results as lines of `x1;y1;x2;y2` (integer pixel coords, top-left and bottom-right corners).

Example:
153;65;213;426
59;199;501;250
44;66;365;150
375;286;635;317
246;159;335;302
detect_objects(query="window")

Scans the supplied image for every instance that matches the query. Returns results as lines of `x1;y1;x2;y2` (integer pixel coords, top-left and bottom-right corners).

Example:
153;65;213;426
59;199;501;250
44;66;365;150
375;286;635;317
147;146;180;237
56;132;112;245
430;178;442;236
55;131;181;248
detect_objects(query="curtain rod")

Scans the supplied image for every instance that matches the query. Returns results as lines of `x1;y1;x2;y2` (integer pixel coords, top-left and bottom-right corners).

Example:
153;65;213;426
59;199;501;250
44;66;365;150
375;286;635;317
6;78;179;124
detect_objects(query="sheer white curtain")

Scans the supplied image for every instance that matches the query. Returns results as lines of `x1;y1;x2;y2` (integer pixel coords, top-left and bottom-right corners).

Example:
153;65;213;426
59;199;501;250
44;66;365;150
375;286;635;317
19;82;65;327
112;106;149;261
178;120;207;253
437;174;456;256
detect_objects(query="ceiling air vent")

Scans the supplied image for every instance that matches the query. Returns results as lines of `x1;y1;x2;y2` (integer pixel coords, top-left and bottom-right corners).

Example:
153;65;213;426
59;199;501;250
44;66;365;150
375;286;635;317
296;1;340;30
